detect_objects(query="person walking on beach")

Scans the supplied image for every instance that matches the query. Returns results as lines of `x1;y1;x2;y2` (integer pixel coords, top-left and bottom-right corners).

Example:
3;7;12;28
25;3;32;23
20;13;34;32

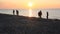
13;10;15;15
38;10;42;18
16;10;19;16
46;12;49;19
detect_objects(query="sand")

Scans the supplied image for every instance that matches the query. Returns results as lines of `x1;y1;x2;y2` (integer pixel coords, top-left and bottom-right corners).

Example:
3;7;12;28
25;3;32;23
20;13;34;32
0;14;60;34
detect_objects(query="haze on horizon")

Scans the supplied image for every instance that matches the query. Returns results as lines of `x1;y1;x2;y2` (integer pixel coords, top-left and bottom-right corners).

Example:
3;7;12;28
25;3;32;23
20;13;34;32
0;0;60;9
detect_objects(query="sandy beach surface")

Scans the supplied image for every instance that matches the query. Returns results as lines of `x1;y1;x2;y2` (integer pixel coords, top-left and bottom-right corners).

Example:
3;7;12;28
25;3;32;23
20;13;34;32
0;14;60;34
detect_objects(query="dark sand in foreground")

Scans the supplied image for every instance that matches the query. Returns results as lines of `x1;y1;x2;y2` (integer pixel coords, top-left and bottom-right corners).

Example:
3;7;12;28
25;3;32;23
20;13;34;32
0;14;60;34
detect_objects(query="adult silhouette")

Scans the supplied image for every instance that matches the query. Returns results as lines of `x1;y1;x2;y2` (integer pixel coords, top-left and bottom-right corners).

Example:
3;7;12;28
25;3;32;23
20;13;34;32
13;10;15;15
38;10;42;18
46;12;49;19
16;10;19;16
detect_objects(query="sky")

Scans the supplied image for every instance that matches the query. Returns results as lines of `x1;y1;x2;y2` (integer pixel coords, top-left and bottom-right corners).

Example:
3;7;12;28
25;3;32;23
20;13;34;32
0;0;60;9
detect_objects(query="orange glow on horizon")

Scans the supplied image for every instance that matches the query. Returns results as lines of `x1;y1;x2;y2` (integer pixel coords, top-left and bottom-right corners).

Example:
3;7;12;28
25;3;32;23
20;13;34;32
0;0;60;9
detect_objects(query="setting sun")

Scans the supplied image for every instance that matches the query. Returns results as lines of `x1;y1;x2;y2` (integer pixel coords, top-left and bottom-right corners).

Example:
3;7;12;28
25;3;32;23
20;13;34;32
28;2;33;7
28;2;33;17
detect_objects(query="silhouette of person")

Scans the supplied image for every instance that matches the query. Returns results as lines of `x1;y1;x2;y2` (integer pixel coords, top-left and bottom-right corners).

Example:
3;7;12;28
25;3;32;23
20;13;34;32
46;12;49;19
38;10;42;18
13;10;15;15
16;10;19;16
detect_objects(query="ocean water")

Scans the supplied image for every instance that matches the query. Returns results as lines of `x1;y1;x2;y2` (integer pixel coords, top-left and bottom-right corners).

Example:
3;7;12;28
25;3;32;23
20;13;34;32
0;9;60;19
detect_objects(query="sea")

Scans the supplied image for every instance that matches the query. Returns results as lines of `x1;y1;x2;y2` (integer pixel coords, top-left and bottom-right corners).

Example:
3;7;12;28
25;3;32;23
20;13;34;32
0;9;60;19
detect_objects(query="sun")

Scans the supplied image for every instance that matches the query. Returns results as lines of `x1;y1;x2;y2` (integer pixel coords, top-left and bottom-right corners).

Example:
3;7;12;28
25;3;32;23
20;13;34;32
28;2;33;7
28;2;33;17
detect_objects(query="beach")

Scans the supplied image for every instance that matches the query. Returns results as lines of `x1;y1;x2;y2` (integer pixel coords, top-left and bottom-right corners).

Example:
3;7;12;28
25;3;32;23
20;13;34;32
0;14;60;34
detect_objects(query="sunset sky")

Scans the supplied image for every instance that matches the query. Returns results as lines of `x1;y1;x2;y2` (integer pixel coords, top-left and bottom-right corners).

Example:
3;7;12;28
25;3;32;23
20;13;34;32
0;0;60;9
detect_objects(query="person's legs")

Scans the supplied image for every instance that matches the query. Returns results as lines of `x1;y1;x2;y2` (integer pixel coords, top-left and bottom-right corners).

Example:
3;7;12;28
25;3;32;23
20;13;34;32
13;11;15;15
17;12;18;15
17;11;18;16
17;11;19;16
47;16;48;19
40;16;41;18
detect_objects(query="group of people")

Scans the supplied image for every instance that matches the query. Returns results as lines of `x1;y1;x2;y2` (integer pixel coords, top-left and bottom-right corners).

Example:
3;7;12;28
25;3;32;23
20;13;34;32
13;10;49;19
38;10;49;19
13;10;19;16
